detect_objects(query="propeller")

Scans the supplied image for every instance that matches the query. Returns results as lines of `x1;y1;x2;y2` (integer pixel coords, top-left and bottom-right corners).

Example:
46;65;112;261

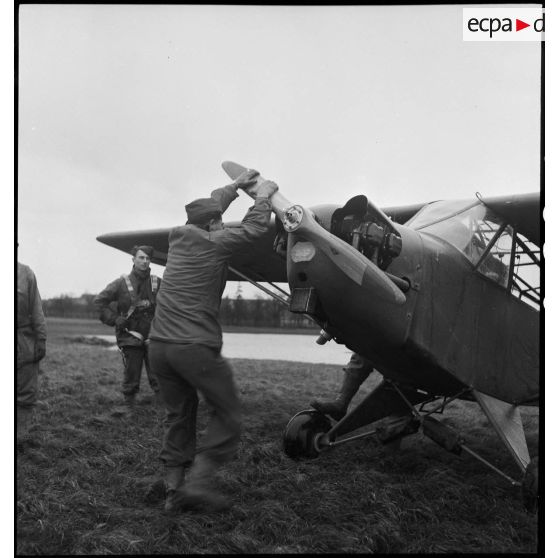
221;161;406;305
221;161;293;221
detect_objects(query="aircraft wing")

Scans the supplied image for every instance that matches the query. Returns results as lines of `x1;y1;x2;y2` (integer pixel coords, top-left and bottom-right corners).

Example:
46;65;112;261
480;192;541;247
97;192;540;281
380;191;541;245
381;202;429;225
96;218;288;283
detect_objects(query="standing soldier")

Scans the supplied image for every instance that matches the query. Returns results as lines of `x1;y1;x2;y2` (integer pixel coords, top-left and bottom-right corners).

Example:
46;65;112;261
94;245;161;414
148;169;277;513
17;261;47;439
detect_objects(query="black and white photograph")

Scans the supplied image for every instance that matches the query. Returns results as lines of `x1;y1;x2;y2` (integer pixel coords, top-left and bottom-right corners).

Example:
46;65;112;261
16;3;543;554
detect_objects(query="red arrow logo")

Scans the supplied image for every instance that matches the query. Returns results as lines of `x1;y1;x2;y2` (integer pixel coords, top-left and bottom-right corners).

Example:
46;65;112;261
516;19;530;31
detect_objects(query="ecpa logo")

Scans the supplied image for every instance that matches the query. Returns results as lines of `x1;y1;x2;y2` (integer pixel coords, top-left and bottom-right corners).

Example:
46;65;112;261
463;8;544;42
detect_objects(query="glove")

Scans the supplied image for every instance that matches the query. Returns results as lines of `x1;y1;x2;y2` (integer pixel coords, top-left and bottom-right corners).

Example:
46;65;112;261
257;180;278;199
34;339;46;362
233;169;260;191
115;316;128;333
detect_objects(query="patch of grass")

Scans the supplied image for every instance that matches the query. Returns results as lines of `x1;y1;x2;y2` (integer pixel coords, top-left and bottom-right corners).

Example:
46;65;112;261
17;327;539;554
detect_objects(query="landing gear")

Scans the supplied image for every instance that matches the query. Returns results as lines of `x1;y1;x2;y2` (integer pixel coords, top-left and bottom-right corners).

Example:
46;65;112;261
283;410;333;459
521;457;539;512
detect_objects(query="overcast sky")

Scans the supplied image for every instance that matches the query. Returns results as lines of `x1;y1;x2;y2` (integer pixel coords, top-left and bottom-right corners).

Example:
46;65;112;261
17;4;541;298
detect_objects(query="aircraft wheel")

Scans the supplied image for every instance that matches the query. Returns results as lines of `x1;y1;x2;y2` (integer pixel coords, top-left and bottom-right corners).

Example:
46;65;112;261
521;456;538;512
283;410;332;460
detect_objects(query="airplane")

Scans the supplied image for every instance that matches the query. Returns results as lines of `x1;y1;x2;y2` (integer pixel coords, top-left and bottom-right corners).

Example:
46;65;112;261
96;161;540;510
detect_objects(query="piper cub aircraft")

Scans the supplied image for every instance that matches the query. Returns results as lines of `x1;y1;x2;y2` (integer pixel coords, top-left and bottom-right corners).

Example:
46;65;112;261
97;161;540;508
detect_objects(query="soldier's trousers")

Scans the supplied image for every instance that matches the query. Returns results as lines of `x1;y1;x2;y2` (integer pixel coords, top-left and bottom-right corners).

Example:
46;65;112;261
120;345;159;396
17;362;39;408
148;341;242;469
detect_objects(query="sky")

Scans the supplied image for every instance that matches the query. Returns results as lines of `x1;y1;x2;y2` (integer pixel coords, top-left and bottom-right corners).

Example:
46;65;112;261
16;4;542;299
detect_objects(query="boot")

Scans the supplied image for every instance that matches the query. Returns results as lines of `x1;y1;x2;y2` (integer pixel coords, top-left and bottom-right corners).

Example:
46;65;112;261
165;465;186;491
144;478;167;504
148;465;187;505
155;465;185;509
311;368;368;421
165;455;230;513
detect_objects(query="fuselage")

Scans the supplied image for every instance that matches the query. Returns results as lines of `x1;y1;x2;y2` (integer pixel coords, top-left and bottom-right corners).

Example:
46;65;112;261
286;199;539;405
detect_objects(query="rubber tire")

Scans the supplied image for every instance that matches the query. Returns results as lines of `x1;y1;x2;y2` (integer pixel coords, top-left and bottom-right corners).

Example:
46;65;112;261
283;410;332;460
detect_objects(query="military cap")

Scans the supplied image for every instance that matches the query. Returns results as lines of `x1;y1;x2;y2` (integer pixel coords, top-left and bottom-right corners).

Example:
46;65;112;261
185;197;222;224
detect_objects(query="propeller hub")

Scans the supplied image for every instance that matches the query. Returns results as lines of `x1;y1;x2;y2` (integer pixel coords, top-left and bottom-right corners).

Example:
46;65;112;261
283;205;304;232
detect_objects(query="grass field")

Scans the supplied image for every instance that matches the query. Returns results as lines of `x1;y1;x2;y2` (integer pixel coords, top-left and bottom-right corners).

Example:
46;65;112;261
17;319;540;554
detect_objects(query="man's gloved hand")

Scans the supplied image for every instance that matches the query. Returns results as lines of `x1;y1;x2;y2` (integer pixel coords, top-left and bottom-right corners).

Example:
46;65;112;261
233;169;260;191
34;339;46;362
257;180;279;199
115;316;128;333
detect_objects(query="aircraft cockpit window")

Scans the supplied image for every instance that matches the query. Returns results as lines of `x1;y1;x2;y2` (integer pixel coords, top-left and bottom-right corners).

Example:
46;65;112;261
406;200;478;231
412;202;495;262
510;233;540;308
475;223;513;287
411;200;540;305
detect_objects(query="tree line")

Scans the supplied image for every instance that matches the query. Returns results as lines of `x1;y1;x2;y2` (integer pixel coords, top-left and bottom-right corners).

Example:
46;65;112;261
42;293;317;330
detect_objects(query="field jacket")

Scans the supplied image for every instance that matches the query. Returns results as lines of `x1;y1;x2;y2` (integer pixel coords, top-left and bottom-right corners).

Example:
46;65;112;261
94;268;160;347
17;262;47;368
149;186;272;351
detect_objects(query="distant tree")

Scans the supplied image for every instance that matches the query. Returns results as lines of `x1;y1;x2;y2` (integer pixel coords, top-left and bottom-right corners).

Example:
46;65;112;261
43;294;74;318
42;289;317;328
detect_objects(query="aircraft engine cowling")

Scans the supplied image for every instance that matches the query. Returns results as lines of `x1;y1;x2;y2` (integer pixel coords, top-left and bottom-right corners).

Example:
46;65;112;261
282;204;405;305
282;203;411;348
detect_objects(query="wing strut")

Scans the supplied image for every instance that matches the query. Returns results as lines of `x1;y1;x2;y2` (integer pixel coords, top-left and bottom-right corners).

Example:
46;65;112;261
228;266;329;340
228;266;290;306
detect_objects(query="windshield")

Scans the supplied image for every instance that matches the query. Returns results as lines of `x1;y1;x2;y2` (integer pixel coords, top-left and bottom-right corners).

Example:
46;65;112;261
406;200;480;231
407;198;538;302
409;201;508;266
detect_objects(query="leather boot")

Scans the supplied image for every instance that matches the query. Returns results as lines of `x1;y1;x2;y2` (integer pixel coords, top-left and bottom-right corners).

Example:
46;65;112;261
144;478;167;504
311;366;370;421
145;465;185;506
165;465;186;491
162;466;186;511
165;455;230;513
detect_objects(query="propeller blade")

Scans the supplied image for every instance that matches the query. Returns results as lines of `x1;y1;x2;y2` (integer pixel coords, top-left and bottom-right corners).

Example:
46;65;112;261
222;161;293;220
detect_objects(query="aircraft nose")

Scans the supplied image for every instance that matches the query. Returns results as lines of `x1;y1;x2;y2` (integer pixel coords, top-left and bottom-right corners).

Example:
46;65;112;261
283;205;406;305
